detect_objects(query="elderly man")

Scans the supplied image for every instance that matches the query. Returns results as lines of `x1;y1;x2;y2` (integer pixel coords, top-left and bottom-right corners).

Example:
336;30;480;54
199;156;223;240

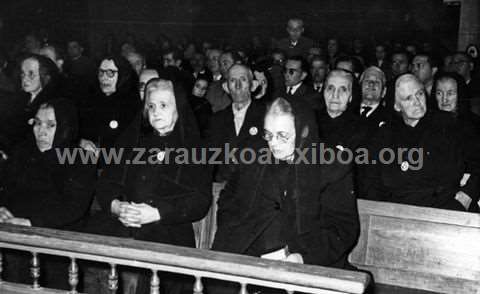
206;64;265;182
359;66;388;125
309;55;328;93
318;69;367;150
360;74;474;211
205;50;241;112
276;18;314;58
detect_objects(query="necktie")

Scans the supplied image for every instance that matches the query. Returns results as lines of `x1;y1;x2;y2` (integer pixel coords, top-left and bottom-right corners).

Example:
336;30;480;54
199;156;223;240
361;106;372;118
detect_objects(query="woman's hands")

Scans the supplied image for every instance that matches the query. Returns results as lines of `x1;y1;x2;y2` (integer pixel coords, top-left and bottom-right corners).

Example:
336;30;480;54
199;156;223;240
111;200;160;228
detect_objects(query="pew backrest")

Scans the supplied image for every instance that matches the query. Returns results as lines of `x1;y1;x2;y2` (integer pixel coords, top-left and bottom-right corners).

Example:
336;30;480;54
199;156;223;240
349;199;480;293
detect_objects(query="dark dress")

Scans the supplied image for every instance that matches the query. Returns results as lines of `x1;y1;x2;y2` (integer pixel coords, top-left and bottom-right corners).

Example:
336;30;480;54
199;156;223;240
210;99;359;294
85;83;211;294
0;99;96;289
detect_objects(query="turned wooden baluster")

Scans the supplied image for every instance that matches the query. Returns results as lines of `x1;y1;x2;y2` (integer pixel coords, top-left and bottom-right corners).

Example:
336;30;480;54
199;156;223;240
108;263;118;293
31;252;40;289
68;257;78;293
193;276;203;294
150;270;160;294
239;283;249;294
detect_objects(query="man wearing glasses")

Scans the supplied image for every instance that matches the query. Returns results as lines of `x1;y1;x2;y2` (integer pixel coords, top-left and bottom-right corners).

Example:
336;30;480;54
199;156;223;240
283;55;322;110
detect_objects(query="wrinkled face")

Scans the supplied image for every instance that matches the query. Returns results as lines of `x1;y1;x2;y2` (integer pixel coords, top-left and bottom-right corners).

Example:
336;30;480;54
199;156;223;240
138;70;159;100
361;71;385;104
395;79;427;124
284;60;305;87
220;53;235;77
191;53;206;72
33;107;56;152
146;89;178;134
287;20;303;42
127;54;144;75
21;58;42;95
327;39;338;56
324;75;352;115
67;41;83;59
411;56;434;84
207;50;221;74
163;52;177;68
375;46;386;60
98;59;119;96
264;113;296;161
192;79;209;98
228;66;251;103
453;54;472;80
435;78;458;112
310;59;328;83
391;53;409;77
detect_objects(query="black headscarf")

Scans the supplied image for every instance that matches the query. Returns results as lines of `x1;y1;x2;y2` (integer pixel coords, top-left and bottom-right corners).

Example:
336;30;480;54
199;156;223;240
431;71;470;116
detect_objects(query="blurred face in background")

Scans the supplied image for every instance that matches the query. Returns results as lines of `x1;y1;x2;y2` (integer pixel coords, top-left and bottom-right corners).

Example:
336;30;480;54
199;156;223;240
391;53;409;77
138;69;159;100
207;49;222;75
67;41;83;59
286;19;304;42
435;78;458;112
192;79;209;98
33;106;56;152
21;58;42;96
310;59;328;84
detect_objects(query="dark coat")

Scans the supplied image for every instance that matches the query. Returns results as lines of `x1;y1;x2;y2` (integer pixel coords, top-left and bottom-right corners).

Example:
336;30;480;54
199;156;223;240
360;111;468;210
213;99;359;268
276;36;315;58
205;100;266;181
318;109;368;150
87;83;211;247
205;80;231;113
0;99;95;229
187;94;212;138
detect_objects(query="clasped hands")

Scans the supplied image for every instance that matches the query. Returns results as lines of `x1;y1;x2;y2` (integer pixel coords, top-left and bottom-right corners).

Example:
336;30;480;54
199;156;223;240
111;200;160;228
0;207;31;226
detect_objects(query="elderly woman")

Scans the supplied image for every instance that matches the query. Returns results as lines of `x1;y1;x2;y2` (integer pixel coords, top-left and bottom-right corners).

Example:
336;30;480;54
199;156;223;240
85;78;211;294
0;98;96;288
432;72;480;211
0;55;59;155
79;55;140;154
210;97;359;294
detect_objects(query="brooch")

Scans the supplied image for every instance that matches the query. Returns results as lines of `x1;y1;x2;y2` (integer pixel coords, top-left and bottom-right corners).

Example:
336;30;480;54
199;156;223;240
109;120;119;129
249;126;258;136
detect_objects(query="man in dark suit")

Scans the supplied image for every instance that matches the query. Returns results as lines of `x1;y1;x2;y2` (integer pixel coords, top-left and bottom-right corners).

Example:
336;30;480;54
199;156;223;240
359;66;389;128
309;54;329;93
206;64;266;182
276;18;315;58
283;56;323;110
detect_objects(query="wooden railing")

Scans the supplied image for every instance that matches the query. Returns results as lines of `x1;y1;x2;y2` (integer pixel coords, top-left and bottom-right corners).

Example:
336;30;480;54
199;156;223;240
0;224;370;294
349;199;480;293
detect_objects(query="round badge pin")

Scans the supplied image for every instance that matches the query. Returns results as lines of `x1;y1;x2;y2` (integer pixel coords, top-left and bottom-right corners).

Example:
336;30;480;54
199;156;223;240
157;151;166;162
249;126;258;136
400;161;409;172
109;120;119;129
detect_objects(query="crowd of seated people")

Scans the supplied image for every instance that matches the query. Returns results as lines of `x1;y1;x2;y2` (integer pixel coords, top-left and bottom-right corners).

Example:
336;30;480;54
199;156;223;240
0;16;479;294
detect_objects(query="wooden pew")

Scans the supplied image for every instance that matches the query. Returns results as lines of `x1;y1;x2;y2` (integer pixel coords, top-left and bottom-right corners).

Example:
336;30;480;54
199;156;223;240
349;199;480;294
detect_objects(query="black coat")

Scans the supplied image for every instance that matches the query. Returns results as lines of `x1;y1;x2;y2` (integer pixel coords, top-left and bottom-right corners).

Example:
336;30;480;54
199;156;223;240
360;111;468;210
87;83;211;247
213;99;359;268
187;94;212;138
318;109;368;150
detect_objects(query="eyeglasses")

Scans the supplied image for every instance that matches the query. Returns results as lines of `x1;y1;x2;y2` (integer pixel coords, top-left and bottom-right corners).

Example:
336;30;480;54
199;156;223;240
21;71;38;80
98;69;118;78
263;130;293;143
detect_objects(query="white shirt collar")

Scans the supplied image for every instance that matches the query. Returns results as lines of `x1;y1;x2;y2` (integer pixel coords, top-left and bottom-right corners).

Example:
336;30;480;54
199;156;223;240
287;82;303;95
360;102;380;117
232;100;252;135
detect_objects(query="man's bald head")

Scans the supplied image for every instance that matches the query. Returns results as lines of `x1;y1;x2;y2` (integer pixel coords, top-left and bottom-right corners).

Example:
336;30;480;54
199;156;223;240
227;64;254;83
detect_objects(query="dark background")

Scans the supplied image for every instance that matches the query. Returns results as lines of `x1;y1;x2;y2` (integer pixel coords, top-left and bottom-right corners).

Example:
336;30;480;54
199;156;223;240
0;0;460;54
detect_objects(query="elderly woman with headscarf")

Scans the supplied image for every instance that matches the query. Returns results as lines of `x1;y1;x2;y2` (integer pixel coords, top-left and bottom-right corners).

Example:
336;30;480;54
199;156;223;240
210;97;359;294
432;71;480;211
79;55;141;155
85;78;211;294
0;98;96;288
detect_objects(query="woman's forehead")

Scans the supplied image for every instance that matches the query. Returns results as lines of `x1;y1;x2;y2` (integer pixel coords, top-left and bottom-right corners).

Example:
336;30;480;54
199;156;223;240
100;59;118;70
264;113;294;131
148;89;176;104
36;107;56;120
